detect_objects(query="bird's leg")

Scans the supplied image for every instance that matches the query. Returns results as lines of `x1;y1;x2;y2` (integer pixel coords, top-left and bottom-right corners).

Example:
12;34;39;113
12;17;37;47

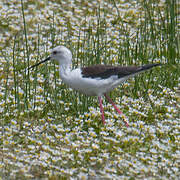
98;96;105;124
104;94;129;127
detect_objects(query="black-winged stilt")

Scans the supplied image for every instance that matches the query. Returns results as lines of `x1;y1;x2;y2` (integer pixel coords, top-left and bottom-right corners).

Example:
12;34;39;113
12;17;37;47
29;46;161;127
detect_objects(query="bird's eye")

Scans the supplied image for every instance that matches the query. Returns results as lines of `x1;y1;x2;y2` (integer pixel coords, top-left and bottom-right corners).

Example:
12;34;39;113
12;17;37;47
53;51;57;55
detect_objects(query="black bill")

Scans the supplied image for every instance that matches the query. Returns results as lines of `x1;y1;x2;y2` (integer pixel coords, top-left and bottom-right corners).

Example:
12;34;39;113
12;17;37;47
28;56;51;70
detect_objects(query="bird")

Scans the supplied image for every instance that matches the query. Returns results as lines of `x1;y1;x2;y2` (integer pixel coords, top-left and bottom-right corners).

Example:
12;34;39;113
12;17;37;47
29;46;161;127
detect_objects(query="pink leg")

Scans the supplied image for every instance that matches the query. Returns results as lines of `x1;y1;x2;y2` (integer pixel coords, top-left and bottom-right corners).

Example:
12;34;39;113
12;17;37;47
104;94;129;127
98;96;105;125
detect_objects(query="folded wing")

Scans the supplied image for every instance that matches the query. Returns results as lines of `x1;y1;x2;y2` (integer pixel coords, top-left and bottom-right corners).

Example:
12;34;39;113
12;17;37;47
81;64;161;79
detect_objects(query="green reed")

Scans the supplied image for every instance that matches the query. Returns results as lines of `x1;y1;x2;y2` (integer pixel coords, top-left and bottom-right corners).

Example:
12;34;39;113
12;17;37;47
5;0;179;124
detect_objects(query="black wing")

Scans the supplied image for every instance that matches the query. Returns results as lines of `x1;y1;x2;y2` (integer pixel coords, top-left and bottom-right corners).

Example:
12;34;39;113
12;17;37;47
81;64;161;79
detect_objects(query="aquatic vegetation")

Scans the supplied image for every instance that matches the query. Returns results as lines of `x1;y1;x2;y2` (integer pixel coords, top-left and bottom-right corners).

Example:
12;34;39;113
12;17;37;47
0;0;179;179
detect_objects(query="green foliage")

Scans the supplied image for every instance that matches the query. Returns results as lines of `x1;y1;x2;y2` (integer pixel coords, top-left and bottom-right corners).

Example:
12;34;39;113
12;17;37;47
0;0;179;179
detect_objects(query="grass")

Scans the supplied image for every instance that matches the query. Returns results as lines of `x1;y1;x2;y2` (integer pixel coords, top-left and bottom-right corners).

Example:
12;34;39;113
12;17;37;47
0;0;179;179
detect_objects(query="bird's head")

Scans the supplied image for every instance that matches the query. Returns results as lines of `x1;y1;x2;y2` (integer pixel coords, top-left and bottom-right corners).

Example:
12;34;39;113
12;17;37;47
50;46;72;64
28;46;72;70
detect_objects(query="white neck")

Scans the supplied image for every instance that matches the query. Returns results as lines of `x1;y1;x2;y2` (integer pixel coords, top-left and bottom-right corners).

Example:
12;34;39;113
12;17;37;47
59;63;71;80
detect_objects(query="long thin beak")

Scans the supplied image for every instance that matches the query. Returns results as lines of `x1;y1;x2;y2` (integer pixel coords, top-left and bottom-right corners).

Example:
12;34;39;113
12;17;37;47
28;57;51;70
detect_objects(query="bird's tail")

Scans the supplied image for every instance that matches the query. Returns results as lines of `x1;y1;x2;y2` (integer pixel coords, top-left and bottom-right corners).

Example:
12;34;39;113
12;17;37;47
138;63;162;72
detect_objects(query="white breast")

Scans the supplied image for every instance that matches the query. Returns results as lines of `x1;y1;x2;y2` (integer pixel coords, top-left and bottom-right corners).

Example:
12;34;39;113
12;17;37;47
60;68;118;96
